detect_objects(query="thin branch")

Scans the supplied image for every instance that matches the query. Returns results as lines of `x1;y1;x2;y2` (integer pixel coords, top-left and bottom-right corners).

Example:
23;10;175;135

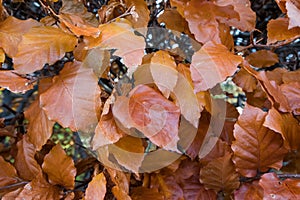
0;181;28;192
278;174;300;179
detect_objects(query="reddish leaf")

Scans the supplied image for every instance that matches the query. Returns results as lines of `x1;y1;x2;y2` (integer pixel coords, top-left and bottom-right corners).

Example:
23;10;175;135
214;0;256;31
112;186;131;200
267;17;300;44
86;19;145;67
85;173;106;200
264;107;300;150
14;135;41;180
106;167;130;194
231;104;288;177
128;84;180;148
190;41;242;92
0;16;41;57
25;98;55;151
200;153;240;194
131;187;164;200
183;0;239;44
124;0;150;28
13;26;77;74
246;50;279;68
234;181;263;200
0;71;33;93
282;69;300;83
286;0;300;29
0;156;18;187
259;172;300;199
40;61;101;132
42;144;76;189
17;174;62;199
281;82;300;115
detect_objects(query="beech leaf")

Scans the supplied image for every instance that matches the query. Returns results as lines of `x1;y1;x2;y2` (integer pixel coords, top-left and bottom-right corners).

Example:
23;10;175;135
234;181;263;200
246;50;279;68
42;144;76;189
259;172;300;199
200;153;240;194
231;104;288;177
40;61;101;132
190;41;242;92
0;70;33;93
124;0;150;28
13;26;77;74
85;173;106;200
0;156;18;187
286;0;300;29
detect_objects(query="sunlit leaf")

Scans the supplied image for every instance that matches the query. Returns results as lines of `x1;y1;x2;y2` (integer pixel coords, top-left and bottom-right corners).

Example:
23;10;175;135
112;186;131;200
85;173;106;200
286;0;300;29
190;41;242;92
128;84;180;148
281;81;300;115
267;17;300;44
200;153;240;194
246;50;279;68
231;104;288;177
259;172;300;199
42;144;76;189
14;135;41;180
0;48;4;63
0;70;33;93
0;16;41;57
13;26;77;74
40;61;101;132
124;0;150;28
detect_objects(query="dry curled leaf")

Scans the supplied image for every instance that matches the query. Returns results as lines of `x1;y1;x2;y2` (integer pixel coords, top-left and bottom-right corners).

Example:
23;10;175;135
85;173;106;200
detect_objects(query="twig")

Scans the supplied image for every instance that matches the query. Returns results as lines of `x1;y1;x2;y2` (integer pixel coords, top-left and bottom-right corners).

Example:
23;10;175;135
278;174;300;179
0;181;28;192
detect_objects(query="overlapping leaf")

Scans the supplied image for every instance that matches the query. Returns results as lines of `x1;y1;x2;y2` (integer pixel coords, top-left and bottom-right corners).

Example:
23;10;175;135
131;187;164;200
259;172;300;199
0;16;41;57
281;82;300;114
42;144;76;189
231;104;288;177
246;50;279;68
13;26;77;74
234;181;263;200
286;0;300;29
190;41;242;92
124;0;150;28
40;61;101;132
0;70;33;93
0;156;18;187
85;173;106;200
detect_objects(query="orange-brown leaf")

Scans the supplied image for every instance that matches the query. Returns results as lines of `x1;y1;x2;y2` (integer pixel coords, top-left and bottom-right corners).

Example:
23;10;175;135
14;135;41;180
264;107;300;150
40;61;101;132
246;50;279;68
0;16;41;57
0;48;4;63
13;26;77;74
85;173;106;200
231;104;288;177
259;172;300;199
42;144;76;189
267;17;300;44
131;187;164;200
183;0;239;44
0;156;18;187
234;181;263;200
281;81;300;115
190;41;242;92
128;84;180;148
200;153;240;193
0;71;33;93
124;0;150;28
17;174;62;199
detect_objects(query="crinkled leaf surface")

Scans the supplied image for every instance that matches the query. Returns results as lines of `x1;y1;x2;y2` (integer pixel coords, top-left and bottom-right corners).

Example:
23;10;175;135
0;71;33;93
85;173;106;200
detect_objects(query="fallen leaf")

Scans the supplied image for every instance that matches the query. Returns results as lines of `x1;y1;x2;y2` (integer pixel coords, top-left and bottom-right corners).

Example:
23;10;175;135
42;144;76;189
231;104;288;177
281;81;300;115
0;48;4;63
234;181;263;200
246;50;279;68
0;70;33;93
233;68;257;92
124;0;150;28
13;26;77;74
14;135;41;180
200;153;240;194
286;0;300;29
85;173;106;200
190;41;242;92
131;187;164;200
0;16;41;57
259;172;300;199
